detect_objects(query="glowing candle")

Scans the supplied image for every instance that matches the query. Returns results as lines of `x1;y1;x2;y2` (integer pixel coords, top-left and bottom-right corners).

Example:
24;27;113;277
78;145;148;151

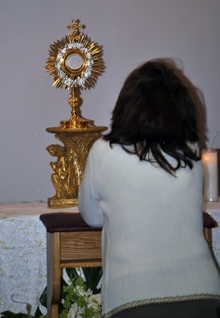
202;149;219;202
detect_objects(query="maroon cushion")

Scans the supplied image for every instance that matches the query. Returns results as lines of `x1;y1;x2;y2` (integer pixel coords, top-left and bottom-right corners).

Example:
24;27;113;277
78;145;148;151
203;212;218;229
40;212;217;233
40;212;101;233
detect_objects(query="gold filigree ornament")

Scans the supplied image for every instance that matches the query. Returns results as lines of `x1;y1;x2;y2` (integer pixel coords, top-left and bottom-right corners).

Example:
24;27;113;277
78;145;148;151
45;19;105;129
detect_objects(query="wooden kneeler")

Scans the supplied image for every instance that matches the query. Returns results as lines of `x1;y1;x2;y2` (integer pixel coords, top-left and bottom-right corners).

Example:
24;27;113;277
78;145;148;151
40;212;102;318
40;211;217;318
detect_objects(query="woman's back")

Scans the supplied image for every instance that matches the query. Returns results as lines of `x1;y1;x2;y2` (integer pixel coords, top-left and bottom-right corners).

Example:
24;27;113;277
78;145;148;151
79;138;220;316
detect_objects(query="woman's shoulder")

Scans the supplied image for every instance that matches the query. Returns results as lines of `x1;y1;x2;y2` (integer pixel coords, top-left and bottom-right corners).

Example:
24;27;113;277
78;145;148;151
91;138;125;156
91;138;109;151
89;138;112;159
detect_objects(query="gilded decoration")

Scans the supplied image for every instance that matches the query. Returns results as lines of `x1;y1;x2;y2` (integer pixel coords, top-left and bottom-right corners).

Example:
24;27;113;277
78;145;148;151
45;19;106;208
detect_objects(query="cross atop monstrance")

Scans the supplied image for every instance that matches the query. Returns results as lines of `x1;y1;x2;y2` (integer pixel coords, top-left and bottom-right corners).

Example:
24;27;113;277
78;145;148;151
45;19;106;208
66;19;85;36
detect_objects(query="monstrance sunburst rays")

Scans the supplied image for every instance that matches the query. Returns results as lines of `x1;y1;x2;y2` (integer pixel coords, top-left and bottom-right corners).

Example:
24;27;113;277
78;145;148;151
45;19;105;129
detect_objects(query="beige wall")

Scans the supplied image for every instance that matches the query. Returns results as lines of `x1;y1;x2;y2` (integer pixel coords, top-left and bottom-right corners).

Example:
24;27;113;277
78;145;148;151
0;0;219;202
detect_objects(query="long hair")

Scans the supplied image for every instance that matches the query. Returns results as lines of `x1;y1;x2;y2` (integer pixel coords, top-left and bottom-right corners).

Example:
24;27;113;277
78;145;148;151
103;59;200;175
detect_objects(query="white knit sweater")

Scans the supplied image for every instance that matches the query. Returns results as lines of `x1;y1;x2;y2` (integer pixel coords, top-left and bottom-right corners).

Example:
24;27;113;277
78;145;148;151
78;139;220;317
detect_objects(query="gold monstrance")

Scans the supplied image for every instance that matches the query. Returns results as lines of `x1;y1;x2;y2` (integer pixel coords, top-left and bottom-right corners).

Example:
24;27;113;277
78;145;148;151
45;19;106;208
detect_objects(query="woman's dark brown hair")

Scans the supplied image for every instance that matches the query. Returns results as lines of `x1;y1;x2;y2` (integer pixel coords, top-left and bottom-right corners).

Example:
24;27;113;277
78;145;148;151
103;59;200;175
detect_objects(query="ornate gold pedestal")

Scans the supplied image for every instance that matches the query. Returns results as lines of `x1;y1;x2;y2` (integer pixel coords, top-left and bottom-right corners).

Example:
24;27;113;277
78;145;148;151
46;126;106;208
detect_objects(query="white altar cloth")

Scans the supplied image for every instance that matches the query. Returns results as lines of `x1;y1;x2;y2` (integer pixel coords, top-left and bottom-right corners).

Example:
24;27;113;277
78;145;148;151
0;202;78;315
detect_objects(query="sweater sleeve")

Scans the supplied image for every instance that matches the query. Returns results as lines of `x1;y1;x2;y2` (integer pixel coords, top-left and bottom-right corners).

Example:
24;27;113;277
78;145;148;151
78;145;104;228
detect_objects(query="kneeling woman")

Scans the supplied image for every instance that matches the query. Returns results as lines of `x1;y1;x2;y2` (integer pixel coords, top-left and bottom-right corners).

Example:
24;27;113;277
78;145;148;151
78;59;220;318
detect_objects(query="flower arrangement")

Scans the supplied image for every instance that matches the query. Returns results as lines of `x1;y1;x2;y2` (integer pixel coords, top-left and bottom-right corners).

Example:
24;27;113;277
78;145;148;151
60;276;101;318
1;267;102;318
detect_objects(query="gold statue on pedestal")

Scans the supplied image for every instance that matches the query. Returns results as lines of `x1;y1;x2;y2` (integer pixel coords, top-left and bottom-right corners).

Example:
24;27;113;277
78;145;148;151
45;19;106;208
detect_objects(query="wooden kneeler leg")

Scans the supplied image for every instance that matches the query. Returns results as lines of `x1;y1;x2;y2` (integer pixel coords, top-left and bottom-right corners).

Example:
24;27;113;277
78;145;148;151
47;232;61;318
205;228;212;248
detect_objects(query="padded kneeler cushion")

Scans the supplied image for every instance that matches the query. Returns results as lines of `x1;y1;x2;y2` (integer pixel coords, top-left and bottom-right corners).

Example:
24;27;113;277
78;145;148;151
203;212;218;229
40;211;216;233
40;212;101;233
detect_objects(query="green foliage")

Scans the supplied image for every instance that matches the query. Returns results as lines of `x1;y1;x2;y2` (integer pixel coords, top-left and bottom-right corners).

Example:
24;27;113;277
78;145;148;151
59;275;101;318
59;267;102;318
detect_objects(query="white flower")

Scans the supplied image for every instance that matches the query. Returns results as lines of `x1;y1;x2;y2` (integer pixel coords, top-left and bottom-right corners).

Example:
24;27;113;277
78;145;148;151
89;293;101;305
68;303;84;318
67;292;101;318
88;293;101;311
